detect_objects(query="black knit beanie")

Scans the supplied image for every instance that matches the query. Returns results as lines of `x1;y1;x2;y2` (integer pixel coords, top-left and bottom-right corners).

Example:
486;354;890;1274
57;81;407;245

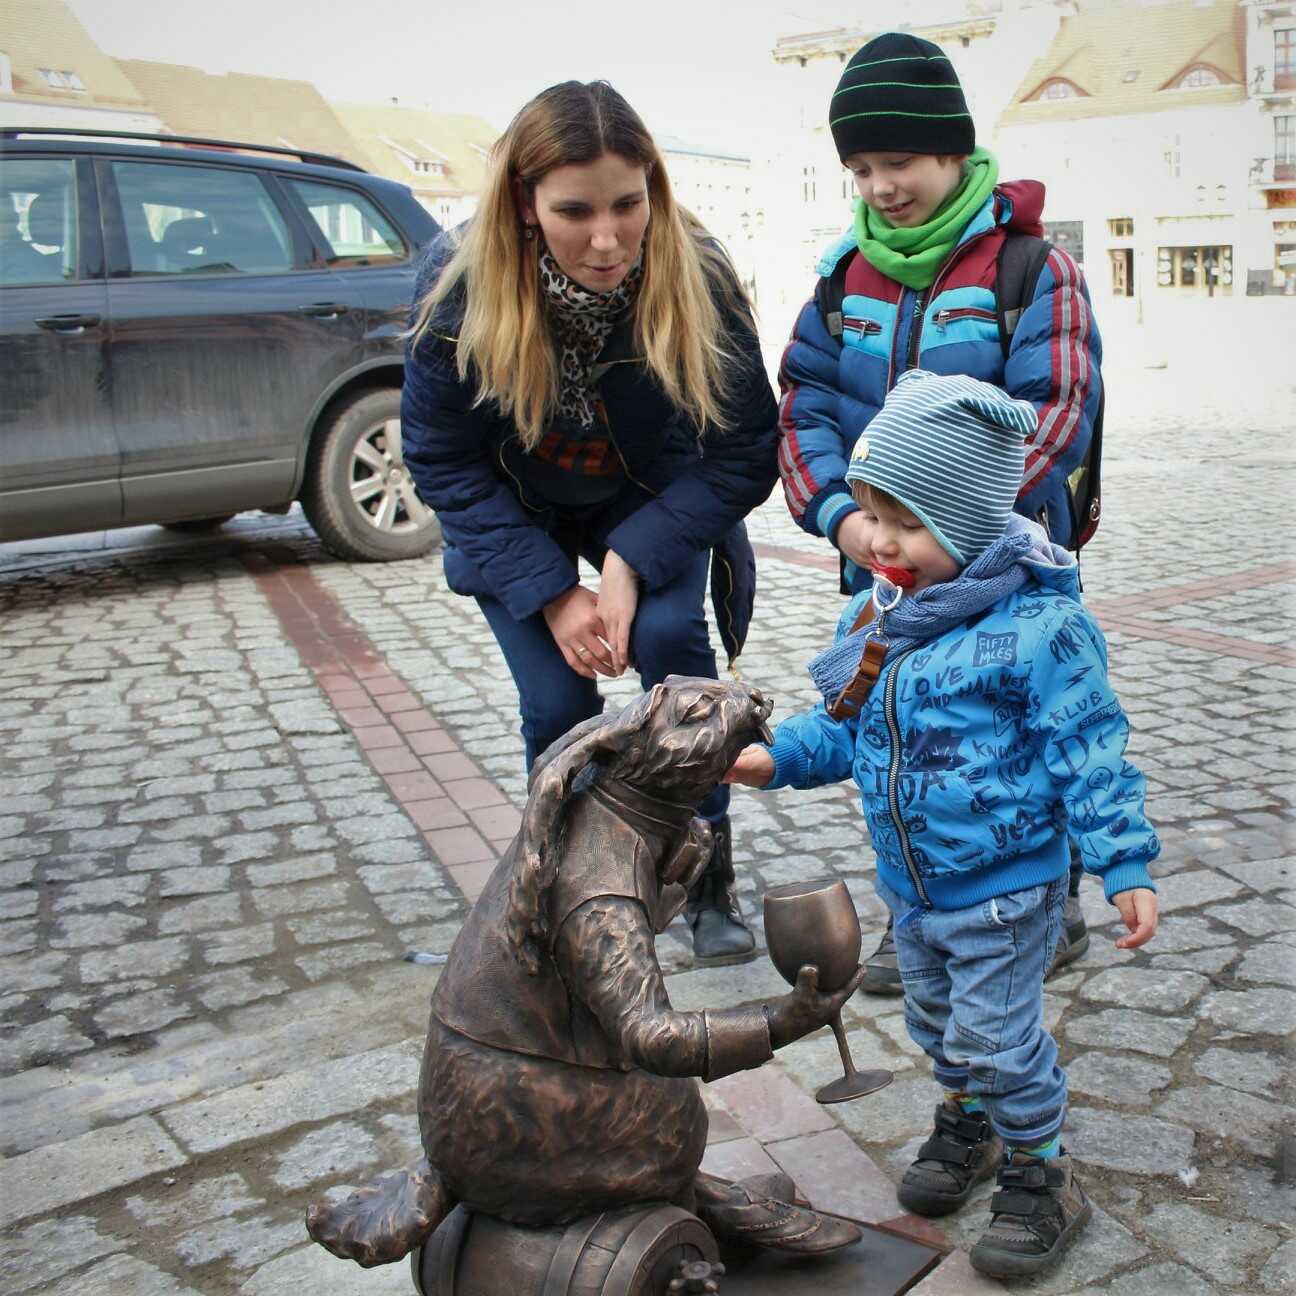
829;32;975;161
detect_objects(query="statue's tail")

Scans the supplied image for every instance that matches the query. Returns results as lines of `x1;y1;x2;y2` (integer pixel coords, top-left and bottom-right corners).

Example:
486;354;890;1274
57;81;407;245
305;1157;453;1267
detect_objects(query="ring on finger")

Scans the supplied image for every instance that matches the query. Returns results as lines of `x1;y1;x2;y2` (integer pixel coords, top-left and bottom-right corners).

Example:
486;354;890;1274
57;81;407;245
575;645;589;658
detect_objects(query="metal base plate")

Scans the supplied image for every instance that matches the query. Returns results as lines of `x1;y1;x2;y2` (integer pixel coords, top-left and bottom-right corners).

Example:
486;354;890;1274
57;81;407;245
716;1219;942;1295
815;1068;894;1104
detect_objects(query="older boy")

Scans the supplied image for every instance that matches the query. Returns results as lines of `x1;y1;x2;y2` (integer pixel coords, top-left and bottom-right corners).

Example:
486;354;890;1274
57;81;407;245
778;31;1104;992
731;371;1158;1278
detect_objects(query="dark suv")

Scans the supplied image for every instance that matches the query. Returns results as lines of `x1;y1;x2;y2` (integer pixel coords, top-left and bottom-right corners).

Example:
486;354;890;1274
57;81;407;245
0;128;442;561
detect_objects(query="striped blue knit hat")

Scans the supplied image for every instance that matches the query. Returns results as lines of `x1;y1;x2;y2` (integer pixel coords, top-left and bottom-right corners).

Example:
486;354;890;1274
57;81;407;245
844;370;1037;565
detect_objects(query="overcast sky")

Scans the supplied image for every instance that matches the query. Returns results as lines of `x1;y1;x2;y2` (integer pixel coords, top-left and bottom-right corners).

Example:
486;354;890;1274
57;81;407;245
66;0;867;151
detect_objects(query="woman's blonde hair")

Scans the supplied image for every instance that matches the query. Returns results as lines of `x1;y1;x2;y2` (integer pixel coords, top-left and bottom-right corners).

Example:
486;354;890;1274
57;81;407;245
409;80;748;450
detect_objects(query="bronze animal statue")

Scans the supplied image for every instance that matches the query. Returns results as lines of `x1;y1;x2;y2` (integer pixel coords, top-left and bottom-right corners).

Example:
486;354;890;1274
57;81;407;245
306;676;864;1282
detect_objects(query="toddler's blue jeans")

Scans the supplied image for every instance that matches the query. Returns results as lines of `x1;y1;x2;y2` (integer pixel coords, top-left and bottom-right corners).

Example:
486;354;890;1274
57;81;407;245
876;875;1068;1146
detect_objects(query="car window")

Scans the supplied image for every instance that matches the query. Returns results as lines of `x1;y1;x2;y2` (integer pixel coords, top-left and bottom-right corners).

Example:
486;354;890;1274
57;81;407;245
0;158;79;286
288;179;406;267
111;161;292;276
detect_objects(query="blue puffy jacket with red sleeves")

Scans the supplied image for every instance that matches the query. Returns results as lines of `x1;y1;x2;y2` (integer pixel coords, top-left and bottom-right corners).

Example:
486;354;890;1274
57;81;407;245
777;180;1101;584
400;233;779;659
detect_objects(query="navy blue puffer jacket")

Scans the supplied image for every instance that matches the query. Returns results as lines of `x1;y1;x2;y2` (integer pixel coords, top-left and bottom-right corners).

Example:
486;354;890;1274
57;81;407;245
400;235;779;660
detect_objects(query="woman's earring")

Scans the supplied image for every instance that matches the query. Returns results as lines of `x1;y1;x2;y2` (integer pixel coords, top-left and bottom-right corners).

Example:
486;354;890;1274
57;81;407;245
523;224;536;241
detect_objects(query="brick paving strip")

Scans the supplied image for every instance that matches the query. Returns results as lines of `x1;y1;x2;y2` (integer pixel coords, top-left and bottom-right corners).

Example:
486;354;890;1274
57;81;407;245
241;550;520;904
751;543;1296;666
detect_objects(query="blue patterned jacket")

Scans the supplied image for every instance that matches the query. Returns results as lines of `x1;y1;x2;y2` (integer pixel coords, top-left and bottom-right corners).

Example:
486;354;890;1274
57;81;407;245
765;558;1158;910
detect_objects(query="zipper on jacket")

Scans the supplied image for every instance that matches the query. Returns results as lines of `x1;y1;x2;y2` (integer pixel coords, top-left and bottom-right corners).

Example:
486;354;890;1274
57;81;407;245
602;406;659;500
896;217;1000;377
843;315;883;336
905;290;929;370
494;441;545;514
932;306;998;329
882;645;930;906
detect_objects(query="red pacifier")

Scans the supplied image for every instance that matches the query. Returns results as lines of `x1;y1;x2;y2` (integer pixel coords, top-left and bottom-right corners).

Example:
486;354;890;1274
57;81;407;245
869;564;917;589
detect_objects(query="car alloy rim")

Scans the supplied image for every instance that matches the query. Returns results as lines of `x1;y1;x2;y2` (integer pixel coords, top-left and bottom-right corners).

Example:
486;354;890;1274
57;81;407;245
350;417;435;535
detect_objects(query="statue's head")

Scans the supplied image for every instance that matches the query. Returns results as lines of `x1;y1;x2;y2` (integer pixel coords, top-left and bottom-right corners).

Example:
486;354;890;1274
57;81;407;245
601;676;773;803
506;677;773;972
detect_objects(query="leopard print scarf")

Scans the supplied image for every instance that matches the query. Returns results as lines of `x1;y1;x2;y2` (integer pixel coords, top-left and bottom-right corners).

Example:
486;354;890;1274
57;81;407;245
539;249;643;429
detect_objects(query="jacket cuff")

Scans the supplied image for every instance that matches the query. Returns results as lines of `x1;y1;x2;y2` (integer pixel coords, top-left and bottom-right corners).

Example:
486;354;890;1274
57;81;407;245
1101;862;1157;903
764;732;810;790
816;492;858;544
702;1006;774;1081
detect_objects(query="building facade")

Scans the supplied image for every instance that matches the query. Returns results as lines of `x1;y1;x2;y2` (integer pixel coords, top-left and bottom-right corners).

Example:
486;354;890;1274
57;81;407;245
330;105;497;229
1243;0;1296;292
658;138;758;297
0;0;162;133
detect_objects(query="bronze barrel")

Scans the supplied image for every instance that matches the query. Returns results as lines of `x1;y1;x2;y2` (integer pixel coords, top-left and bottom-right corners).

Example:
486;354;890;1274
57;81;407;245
412;1202;720;1296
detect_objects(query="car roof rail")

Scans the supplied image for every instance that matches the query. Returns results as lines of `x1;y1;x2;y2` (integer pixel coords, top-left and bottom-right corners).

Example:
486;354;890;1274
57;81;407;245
0;126;368;173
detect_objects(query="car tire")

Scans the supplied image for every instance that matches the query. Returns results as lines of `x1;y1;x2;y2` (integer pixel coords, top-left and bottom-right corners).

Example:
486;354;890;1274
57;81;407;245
161;515;236;532
300;387;441;563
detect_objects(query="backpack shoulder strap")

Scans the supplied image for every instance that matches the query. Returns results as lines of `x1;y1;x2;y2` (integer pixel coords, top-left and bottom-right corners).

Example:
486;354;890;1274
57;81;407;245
816;250;852;340
995;234;1055;359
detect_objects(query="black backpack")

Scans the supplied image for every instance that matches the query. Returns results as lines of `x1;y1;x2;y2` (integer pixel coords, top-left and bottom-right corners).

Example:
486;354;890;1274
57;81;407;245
816;234;1103;552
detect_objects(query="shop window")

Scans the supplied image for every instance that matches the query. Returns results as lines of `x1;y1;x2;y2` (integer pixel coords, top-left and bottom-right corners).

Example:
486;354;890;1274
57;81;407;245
1108;217;1134;238
1156;245;1233;296
1276;242;1296;294
1276;116;1296;183
1109;249;1134;297
1276;28;1295;91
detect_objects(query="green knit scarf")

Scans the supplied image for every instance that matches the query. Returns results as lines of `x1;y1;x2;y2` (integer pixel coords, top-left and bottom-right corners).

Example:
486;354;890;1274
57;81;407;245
852;148;1000;290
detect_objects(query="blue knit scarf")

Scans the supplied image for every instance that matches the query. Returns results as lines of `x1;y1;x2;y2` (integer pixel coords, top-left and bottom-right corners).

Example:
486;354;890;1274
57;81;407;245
808;517;1072;707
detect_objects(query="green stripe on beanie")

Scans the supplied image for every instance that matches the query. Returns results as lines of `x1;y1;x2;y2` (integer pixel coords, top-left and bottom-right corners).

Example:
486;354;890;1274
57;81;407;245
845;370;1037;564
830;33;974;160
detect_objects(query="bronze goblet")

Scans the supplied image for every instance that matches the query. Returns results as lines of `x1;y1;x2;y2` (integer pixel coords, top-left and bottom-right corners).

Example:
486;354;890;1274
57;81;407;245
763;878;894;1104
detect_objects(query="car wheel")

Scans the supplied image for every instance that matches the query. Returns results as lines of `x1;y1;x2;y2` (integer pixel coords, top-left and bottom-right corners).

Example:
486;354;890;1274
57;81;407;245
161;515;236;532
301;388;441;563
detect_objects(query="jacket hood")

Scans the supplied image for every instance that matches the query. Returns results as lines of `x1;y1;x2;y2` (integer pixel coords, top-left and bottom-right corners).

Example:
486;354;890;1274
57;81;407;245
994;179;1045;237
1013;514;1081;601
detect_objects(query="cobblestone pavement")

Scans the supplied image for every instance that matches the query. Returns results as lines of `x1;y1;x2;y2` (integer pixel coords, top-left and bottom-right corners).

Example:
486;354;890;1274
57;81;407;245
1;403;1292;1296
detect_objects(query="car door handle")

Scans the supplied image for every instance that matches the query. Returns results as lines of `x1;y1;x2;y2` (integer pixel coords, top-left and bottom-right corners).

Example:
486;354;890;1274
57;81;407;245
297;302;350;318
34;313;102;333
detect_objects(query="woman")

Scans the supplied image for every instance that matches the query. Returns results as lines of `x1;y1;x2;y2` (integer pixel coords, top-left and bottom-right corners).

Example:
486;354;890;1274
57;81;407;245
401;80;779;965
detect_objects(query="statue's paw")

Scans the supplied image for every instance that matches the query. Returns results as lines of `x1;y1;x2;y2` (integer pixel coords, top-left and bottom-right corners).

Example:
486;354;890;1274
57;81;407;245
305;1164;444;1267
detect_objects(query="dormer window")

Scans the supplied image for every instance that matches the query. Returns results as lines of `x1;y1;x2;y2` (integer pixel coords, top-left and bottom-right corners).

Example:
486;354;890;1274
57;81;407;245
1030;78;1086;102
38;68;86;91
1169;64;1226;89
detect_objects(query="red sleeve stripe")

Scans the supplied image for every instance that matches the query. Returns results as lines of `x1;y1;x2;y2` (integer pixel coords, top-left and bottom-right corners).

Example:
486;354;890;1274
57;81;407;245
1020;248;1092;494
776;328;820;517
777;386;814;516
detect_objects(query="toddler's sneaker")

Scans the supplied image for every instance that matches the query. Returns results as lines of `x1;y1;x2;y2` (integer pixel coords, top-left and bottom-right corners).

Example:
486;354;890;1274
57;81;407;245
896;1102;1002;1217
969;1150;1093;1278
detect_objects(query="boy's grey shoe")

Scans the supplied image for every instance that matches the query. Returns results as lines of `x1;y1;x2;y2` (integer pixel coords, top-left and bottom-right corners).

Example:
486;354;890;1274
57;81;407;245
969;1151;1093;1279
1047;896;1090;978
897;1101;1003;1217
860;916;903;995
